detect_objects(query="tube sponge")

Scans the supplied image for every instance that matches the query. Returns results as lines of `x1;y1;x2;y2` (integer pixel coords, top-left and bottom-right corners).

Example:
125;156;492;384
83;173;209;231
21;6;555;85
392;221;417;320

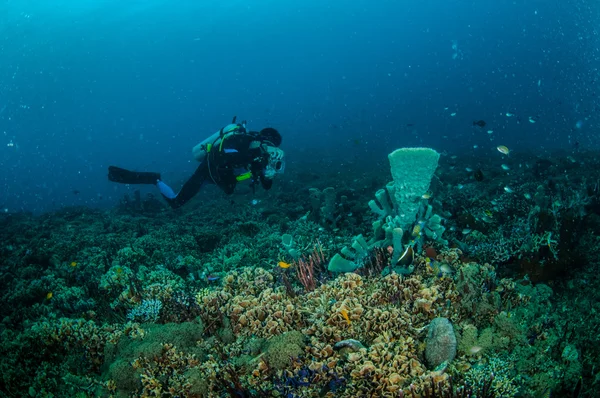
387;147;440;230
328;234;370;273
368;187;394;218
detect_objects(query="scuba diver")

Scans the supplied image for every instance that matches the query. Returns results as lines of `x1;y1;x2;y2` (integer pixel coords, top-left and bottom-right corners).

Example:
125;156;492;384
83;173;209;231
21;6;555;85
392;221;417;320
107;117;285;209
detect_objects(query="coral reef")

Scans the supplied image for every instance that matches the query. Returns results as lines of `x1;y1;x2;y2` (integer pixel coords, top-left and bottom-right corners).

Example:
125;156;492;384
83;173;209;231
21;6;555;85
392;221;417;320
0;150;598;397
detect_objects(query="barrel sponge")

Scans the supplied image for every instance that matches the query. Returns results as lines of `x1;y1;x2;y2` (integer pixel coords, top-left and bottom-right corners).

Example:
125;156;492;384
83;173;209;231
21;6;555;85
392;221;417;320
387;147;440;230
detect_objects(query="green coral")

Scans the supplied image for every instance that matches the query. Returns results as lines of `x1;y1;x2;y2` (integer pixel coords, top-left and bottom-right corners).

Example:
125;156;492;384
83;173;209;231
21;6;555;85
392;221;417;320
456;324;479;355
115;246;149;269
465;354;521;396
263;330;306;370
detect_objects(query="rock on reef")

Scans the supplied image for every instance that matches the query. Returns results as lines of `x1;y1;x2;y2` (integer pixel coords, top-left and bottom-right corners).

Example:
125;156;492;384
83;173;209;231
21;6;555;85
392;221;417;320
425;317;457;368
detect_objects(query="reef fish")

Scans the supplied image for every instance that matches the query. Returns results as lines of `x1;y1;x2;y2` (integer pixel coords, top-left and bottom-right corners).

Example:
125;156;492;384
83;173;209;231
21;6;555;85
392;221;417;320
333;339;365;352
497;145;510;155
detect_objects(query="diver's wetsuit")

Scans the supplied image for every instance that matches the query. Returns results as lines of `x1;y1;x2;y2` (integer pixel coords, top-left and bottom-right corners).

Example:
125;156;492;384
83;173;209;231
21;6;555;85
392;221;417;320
108;132;273;209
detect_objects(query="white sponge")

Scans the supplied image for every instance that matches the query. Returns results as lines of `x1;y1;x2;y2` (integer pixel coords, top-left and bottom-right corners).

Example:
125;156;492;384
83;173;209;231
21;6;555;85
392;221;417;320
387;147;440;230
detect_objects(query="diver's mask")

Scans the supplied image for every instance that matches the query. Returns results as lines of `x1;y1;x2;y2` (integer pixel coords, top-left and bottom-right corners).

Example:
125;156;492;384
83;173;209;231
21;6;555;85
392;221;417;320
264;146;285;179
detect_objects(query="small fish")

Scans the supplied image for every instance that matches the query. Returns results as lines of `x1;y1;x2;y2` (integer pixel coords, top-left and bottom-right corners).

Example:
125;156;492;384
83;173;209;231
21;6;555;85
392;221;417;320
333;339;365;351
340;308;352;325
46;292;53;300
465;167;473;172
206;275;220;282
481;215;494;224
504;186;514;193
278;261;292;269
431;262;454;278
412;222;424;237
462;228;472;235
497;145;510;155
428;260;441;275
524;193;532;200
487;130;494;134
505;112;515;117
450;112;457;117
425;258;434;269
70;261;77;267
484;209;493;217
469;346;483;355
528;116;537;124
457;184;464;189
501;164;510;170
473;120;486;128
421;192;432;200
397;245;414;266
438;264;454;277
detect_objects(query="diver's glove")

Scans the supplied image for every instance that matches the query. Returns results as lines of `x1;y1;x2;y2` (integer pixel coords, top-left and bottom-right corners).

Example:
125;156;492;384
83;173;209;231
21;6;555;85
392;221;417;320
108;166;161;185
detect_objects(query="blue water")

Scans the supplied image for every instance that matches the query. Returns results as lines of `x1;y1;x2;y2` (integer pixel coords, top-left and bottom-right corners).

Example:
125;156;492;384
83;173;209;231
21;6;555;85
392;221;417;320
0;0;597;213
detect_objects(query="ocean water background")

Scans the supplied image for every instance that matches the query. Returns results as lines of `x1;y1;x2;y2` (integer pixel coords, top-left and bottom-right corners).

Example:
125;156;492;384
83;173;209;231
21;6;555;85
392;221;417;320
0;0;597;214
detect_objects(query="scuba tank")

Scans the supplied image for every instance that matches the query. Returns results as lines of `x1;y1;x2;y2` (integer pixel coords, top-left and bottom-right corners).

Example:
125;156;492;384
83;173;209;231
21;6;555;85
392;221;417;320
191;116;247;162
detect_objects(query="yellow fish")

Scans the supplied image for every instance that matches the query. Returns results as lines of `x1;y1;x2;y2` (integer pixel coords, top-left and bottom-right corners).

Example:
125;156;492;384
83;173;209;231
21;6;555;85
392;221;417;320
278;261;291;269
496;145;510;155
46;292;53;300
421;192;432;200
340;308;351;325
70;261;77;267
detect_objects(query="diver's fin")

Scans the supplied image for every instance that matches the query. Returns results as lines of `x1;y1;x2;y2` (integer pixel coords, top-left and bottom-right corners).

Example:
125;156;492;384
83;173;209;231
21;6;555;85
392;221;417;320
108;166;160;185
